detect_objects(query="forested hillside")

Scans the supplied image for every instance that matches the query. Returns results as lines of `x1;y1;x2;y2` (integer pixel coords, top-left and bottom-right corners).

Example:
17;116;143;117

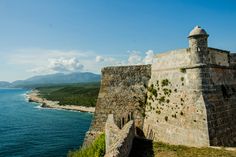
36;82;100;107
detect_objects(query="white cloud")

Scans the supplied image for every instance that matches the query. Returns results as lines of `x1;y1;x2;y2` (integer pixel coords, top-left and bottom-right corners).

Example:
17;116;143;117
126;50;155;65
8;48;93;65
128;51;142;65
49;57;84;72
95;56;105;62
143;50;155;64
7;48;156;75
95;55;125;66
28;67;47;73
95;50;155;68
28;57;84;73
7;48;94;74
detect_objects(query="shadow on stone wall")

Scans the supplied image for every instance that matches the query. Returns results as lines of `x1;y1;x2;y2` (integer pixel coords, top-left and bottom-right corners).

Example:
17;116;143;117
129;137;154;157
136;127;145;138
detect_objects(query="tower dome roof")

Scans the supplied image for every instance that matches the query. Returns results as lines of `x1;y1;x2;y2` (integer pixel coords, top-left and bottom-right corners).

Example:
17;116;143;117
188;26;208;37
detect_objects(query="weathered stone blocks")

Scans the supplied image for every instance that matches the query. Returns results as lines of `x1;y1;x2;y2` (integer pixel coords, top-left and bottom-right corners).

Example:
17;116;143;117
83;65;151;145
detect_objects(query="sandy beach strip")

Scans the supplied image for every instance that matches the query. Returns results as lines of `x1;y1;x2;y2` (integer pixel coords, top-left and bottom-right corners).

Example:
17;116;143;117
26;90;95;113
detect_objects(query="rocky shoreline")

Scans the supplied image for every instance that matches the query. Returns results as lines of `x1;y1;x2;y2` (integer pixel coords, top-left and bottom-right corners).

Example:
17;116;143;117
26;90;95;113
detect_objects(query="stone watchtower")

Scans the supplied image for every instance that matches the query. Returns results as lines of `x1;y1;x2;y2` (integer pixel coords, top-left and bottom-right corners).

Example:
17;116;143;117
188;26;209;64
143;26;236;147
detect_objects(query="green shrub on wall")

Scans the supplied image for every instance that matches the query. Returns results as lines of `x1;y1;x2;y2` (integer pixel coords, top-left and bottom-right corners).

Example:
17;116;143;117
161;79;170;87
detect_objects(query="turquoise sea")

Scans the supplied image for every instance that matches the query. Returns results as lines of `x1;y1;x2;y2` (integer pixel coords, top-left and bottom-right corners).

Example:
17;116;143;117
0;88;92;157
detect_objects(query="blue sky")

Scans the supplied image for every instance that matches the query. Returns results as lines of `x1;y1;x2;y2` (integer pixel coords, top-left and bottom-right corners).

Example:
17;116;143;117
0;0;236;82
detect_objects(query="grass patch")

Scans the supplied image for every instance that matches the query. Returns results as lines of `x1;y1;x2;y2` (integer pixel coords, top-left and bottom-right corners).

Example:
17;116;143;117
36;82;100;107
68;133;105;157
131;138;236;157
153;142;236;157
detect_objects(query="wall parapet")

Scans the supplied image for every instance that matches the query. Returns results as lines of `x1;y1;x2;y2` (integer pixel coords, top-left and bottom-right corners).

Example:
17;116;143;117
105;114;135;157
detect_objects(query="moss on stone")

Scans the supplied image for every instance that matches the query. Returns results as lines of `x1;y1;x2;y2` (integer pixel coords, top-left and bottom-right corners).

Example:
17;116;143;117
159;96;165;103
163;88;171;96
148;84;154;92
152;89;158;97
165;116;168;121
172;114;177;118
142;112;146;117
148;96;152;100
180;68;186;73
156;110;161;114
161;79;170;87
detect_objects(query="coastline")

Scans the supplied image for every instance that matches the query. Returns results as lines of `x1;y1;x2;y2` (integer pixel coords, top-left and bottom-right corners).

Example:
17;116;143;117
26;90;95;113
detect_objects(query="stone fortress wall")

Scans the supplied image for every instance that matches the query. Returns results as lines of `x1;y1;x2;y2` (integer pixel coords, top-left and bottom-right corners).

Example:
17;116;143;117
143;47;236;147
202;52;236;146
83;65;151;146
143;26;236;147
84;26;236;149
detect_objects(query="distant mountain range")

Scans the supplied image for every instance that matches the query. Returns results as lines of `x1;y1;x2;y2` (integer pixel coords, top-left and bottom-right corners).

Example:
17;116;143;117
0;81;11;88
0;72;101;88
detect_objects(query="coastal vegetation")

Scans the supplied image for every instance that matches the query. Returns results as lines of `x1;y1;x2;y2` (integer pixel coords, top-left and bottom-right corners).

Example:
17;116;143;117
36;82;100;107
68;134;105;157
